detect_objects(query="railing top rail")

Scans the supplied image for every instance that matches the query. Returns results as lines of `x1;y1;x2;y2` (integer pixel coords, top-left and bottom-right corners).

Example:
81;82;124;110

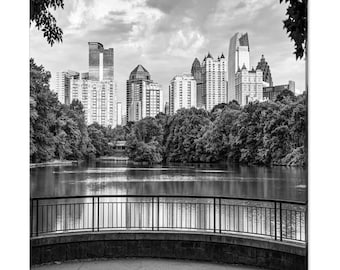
30;194;307;205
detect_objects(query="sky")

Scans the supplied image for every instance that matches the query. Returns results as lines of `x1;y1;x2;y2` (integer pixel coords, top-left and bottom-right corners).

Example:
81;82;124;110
30;0;306;111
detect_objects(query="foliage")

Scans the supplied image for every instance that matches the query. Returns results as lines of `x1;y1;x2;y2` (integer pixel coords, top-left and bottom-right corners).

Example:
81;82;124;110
280;0;308;59
30;59;306;167
164;108;211;163
126;96;306;166
30;0;64;46
30;59;94;162
126;117;164;163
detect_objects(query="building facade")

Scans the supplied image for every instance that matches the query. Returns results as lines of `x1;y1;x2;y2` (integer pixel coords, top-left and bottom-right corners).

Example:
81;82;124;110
191;58;204;108
164;102;170;115
70;79;117;127
116;102;122;126
169;74;197;115
228;32;250;102
256;55;273;87
88;42;114;81
126;65;162;122
235;65;263;106
202;53;227;111
55;70;79;104
263;81;296;101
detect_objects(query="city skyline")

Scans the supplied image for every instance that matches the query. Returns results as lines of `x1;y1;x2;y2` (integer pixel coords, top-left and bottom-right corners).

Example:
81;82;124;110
30;0;305;110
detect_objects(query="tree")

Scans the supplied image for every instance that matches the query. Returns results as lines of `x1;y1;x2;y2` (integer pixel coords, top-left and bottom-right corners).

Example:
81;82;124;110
164;108;211;162
280;0;307;59
88;123;109;157
30;58;59;162
30;0;64;46
126;117;164;163
30;59;96;162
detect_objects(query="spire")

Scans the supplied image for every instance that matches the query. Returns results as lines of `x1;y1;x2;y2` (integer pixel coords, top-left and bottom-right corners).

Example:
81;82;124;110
242;63;247;70
207;52;212;59
192;57;201;68
237;66;241;72
220;52;225;59
251;67;255;72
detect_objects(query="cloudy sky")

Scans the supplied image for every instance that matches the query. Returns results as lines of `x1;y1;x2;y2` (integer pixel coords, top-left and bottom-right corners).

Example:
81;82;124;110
30;0;305;110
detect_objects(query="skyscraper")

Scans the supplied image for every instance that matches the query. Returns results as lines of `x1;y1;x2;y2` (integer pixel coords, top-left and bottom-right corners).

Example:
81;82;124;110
191;58;204;108
235;65;263;106
126;65;162;122
256;55;273;87
202;52;227;111
169;74;197;115
228;33;250;102
164;102;170;115
117;102;122;126
55;70;79;104
145;82;163;118
88;42;114;81
70;79;117;127
68;42;117;127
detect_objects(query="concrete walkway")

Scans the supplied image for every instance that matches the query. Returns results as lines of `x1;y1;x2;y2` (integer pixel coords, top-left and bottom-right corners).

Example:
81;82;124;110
32;258;269;270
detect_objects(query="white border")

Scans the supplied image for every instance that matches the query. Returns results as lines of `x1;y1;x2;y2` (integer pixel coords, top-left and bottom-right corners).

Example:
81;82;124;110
1;0;340;269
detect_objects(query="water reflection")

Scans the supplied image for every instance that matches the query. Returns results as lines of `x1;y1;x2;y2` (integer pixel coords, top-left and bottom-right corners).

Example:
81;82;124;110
30;161;307;201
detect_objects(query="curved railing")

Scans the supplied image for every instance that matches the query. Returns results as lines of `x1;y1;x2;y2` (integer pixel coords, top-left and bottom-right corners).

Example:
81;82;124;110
30;195;307;243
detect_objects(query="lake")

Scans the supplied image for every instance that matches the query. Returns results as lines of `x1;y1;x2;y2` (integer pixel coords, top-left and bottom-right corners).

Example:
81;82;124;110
30;161;307;201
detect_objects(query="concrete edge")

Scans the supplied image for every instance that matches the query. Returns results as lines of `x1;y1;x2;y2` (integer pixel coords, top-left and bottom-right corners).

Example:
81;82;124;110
31;231;306;256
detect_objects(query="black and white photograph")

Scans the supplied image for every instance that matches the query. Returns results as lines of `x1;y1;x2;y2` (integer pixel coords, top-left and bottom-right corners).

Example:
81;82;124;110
25;0;310;269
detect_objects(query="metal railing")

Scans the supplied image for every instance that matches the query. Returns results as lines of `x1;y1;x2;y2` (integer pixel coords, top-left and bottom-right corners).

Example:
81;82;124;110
30;195;307;243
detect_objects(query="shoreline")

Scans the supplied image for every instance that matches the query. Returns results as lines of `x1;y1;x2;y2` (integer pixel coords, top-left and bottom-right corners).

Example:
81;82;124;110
30;160;79;168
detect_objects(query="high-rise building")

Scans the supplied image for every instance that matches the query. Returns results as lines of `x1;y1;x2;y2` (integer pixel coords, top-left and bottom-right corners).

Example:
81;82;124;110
169;74;197;115
235;65;263;106
191;58;204;108
126;65;162;122
55;70;80;104
202;53;227;111
88;42;114;81
145;82;163;118
127;65;151;121
164;102;170;115
117;102;122;126
263;80;296;101
256;55;273;87
121;114;127;126
228;32;250;102
70;79;117;127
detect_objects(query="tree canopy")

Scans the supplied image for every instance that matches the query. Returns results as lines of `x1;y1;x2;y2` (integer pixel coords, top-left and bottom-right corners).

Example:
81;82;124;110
280;0;307;59
126;96;306;166
30;0;64;46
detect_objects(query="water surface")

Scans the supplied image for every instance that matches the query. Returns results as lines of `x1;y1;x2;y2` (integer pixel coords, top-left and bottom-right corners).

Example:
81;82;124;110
30;161;307;201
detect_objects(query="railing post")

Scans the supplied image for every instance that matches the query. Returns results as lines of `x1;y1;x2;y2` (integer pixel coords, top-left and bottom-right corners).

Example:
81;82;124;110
213;198;216;233
157;197;160;231
274;202;277;240
219;198;222;234
92;197;95;232
36;199;39;237
152;197;154;231
97;196;100;232
305;206;308;243
279;202;283;241
30;199;33;237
